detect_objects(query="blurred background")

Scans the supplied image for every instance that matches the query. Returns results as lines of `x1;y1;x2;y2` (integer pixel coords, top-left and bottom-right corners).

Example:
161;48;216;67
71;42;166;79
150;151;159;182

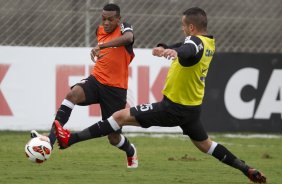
0;0;281;52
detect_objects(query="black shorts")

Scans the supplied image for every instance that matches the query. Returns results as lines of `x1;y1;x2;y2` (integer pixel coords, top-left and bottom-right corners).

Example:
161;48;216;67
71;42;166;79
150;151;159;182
73;75;127;120
130;96;208;141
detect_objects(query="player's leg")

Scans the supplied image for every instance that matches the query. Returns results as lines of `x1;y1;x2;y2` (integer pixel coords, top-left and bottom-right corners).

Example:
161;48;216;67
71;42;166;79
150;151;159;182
48;85;85;146
54;100;173;148
60;100;176;147
49;75;98;147
107;132;138;168
100;88;138;168
107;132;133;156
54;107;139;148
181;116;266;183
192;138;247;170
108;108;139;168
192;138;266;183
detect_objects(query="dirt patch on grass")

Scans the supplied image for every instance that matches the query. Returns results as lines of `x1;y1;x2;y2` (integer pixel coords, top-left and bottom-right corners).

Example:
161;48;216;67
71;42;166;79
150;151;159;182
168;154;199;162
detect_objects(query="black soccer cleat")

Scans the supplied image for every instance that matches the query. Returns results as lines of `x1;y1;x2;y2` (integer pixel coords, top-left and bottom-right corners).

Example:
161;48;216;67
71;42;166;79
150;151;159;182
245;168;267;183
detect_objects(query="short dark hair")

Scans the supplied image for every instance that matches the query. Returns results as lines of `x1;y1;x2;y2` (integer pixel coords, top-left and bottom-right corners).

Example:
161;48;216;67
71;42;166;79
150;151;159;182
103;3;120;17
183;7;207;31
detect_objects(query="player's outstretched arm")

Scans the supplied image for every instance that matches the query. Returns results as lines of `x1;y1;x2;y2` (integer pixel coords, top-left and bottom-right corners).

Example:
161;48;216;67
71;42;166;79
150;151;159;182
99;31;133;49
90;45;100;62
152;47;165;57
152;47;178;60
162;49;178;60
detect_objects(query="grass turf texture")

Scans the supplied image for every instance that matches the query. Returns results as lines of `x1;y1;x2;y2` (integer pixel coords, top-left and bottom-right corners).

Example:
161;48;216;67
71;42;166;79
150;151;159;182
1;131;281;184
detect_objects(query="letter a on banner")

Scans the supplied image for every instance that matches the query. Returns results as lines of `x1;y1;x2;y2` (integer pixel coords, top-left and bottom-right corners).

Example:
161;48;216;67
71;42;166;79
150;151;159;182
255;69;282;119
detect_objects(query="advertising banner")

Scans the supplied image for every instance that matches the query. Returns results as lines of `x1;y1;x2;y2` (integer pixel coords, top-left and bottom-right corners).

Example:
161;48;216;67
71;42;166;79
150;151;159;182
202;53;282;132
0;47;281;132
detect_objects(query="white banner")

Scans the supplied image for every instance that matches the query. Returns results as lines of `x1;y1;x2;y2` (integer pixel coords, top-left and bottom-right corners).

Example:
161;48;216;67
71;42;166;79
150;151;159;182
0;46;182;132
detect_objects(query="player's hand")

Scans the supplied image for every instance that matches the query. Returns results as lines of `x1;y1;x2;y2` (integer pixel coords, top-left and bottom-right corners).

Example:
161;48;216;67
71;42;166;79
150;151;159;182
152;47;165;57
163;49;177;60
90;45;100;62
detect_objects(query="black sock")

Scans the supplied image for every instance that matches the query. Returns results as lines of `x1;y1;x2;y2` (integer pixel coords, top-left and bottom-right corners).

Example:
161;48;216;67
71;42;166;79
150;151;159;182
212;144;237;166
49;105;73;146
232;159;250;175
118;136;135;157
68;120;116;146
48;131;57;147
212;144;249;173
55;105;73;124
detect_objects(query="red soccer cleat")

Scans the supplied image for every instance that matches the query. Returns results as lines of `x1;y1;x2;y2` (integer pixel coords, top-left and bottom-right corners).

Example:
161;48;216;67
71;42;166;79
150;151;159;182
127;144;138;168
53;120;70;149
246;168;267;183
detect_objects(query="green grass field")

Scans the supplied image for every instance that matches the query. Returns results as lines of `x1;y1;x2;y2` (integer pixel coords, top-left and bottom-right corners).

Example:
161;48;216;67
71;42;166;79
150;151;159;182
1;131;281;184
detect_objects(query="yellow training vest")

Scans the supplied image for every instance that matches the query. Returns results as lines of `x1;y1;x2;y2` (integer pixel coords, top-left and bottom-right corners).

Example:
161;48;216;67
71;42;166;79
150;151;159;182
162;35;215;106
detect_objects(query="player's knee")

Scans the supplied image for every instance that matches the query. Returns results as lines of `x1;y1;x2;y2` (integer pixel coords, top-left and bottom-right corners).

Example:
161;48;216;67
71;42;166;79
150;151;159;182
66;86;85;103
192;139;212;153
112;110;127;126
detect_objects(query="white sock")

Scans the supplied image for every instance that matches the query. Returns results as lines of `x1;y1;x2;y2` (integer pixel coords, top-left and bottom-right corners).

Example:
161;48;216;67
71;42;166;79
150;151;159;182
115;134;125;148
62;99;75;109
207;141;218;155
108;116;121;131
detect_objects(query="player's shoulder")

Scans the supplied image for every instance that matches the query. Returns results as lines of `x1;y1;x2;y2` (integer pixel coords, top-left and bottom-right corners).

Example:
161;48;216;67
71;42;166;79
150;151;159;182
184;36;202;45
120;22;133;33
95;25;104;35
121;22;133;28
183;36;205;54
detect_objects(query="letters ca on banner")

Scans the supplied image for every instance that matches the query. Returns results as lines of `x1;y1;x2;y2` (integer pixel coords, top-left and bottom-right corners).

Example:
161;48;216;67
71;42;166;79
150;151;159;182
202;53;282;132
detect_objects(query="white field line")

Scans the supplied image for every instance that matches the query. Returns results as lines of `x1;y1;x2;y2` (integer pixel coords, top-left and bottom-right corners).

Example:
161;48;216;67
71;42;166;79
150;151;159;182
222;133;282;139
124;133;282;139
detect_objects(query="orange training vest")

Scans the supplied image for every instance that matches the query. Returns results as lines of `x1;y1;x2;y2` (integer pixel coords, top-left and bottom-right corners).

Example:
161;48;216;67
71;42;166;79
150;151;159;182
92;24;134;89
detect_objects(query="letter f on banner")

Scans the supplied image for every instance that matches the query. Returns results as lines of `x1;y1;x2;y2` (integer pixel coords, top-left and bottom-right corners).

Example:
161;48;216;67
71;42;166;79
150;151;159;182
0;64;13;116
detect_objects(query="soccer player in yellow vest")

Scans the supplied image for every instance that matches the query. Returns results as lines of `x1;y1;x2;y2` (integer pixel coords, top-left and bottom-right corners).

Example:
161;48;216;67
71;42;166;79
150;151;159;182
54;7;266;183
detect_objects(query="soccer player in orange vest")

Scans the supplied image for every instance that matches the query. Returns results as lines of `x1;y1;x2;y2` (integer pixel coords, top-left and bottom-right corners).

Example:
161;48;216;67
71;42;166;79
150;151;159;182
31;3;138;168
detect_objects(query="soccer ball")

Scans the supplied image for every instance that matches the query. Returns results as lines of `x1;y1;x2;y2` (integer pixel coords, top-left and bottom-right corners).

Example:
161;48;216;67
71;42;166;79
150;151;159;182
25;137;52;163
